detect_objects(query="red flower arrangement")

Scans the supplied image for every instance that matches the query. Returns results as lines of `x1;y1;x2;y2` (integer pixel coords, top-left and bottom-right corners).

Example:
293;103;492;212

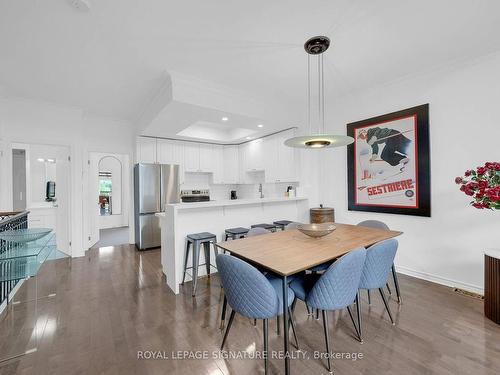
455;162;500;210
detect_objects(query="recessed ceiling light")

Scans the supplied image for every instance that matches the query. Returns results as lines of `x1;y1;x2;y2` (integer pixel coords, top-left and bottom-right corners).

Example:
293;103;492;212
257;124;264;128
221;117;228;121
246;137;253;140
37;158;45;162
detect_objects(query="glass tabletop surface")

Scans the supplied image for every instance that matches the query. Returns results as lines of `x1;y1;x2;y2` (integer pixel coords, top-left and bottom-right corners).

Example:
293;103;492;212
0;232;56;260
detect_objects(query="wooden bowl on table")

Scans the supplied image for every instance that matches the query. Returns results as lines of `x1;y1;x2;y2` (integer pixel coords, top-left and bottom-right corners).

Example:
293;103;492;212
297;223;336;238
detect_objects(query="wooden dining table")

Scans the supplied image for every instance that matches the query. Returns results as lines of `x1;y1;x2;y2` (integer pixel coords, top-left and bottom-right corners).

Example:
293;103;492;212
216;222;402;375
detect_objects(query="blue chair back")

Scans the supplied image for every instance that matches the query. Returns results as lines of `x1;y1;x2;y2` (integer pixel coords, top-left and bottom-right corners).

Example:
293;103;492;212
359;239;398;290
216;254;279;319
357;220;389;230
247;227;271;237
306;248;367;310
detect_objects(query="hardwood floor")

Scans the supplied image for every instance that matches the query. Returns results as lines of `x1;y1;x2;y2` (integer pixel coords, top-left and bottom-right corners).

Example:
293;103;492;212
0;245;499;375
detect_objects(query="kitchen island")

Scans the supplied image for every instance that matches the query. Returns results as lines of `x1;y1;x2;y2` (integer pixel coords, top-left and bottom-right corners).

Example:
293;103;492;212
156;197;309;294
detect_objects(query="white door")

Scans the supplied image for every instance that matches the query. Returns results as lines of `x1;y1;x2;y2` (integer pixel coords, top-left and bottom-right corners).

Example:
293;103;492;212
55;146;71;255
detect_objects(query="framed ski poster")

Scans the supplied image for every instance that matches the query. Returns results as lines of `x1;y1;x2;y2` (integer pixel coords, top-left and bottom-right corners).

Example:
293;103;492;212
347;104;431;217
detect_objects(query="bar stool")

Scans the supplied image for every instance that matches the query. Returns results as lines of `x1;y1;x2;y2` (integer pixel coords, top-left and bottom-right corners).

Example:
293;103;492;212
251;223;278;232
224;227;249;241
273;220;292;231
182;232;218;297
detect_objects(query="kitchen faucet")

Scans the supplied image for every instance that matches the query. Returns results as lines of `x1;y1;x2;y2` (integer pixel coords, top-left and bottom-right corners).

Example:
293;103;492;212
259;183;264;199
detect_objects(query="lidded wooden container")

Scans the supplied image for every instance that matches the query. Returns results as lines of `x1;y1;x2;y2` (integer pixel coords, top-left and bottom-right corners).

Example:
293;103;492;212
310;205;335;224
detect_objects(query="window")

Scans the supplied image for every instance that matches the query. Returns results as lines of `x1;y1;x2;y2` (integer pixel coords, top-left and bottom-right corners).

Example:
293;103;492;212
99;171;112;215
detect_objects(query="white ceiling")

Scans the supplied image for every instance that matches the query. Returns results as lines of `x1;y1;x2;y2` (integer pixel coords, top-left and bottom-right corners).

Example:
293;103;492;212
1;0;500;136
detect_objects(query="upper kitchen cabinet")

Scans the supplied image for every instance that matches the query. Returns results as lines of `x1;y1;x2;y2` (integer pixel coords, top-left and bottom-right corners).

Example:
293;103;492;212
136;137;157;164
157;139;185;183
222;145;239;184
265;129;299;183
242;138;266;172
184;142;217;173
183;142;201;172
199;143;214;172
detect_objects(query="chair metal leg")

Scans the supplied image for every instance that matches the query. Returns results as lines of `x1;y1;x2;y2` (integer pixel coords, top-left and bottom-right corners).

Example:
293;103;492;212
315;308;320;320
276;315;281;335
386;282;392;295
355;292;363;342
367;289;371;305
378;288;395;325
321;310;332;373
181;241;190;285
220;295;227;330
221;310;236;349
306;304;312;316
203;242;211;278
253;319;257;326
225;234;229;241
191;242;200;297
346;306;361;342
263;319;269;375
288;307;299;349
392;264;402;304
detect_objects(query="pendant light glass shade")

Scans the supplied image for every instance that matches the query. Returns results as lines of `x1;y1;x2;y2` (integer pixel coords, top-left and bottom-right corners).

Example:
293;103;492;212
285;36;354;149
284;134;354;149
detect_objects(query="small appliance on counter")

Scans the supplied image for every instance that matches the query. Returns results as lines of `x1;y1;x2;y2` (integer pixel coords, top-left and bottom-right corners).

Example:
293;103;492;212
286;186;296;198
181;189;210;203
230;190;237;200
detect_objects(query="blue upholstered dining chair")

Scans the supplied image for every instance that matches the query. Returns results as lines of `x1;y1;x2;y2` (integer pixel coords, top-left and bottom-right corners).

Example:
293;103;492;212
289;248;367;373
357;220;402;304
216;254;297;375
355;239;398;341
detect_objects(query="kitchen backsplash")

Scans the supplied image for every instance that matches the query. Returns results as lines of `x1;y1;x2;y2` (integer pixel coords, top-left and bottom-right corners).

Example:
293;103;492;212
182;173;299;201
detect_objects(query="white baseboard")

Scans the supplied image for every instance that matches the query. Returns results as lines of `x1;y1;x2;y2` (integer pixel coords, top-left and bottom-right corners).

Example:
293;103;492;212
395;265;484;295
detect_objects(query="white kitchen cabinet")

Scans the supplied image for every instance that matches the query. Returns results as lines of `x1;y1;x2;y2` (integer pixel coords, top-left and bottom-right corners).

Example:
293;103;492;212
136;137;157;163
157;139;185;183
222;145;239;184
243;138;265;172
183;142;201;172
184;143;216;173
212;145;224;183
199;144;214;172
276;130;298;182
264;129;298;183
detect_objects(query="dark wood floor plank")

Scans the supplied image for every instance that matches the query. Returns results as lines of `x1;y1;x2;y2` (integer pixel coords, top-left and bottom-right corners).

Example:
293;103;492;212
1;244;499;375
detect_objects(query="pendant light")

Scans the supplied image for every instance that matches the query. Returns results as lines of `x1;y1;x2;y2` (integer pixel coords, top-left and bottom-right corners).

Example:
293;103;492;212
285;36;354;149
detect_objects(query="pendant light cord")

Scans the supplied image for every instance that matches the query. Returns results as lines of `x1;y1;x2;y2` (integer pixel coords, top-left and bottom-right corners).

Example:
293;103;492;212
307;54;311;135
321;53;325;134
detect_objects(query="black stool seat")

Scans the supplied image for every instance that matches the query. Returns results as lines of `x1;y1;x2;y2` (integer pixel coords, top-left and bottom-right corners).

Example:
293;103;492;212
273;220;293;231
225;227;249;235
224;227;249;241
187;232;216;241
274;220;292;226
251;223;278;231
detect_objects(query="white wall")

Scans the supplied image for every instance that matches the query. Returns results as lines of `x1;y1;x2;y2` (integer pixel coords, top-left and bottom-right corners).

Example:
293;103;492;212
319;52;500;293
0;95;137;257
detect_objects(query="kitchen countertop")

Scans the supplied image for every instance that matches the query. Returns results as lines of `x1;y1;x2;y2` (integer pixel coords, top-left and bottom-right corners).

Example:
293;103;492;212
156;196;308;213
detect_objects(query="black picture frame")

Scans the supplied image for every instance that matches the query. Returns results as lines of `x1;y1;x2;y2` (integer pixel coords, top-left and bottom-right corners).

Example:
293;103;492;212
347;104;431;217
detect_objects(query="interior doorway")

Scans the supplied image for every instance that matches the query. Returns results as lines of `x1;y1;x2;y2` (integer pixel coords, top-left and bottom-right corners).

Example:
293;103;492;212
87;152;131;248
11;143;72;256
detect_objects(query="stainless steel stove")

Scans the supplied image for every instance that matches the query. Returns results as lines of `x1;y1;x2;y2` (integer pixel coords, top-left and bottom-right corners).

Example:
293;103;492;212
180;189;210;203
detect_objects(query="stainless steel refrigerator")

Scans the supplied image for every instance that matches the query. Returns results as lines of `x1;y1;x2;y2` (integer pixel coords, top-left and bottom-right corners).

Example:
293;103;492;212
134;163;180;250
